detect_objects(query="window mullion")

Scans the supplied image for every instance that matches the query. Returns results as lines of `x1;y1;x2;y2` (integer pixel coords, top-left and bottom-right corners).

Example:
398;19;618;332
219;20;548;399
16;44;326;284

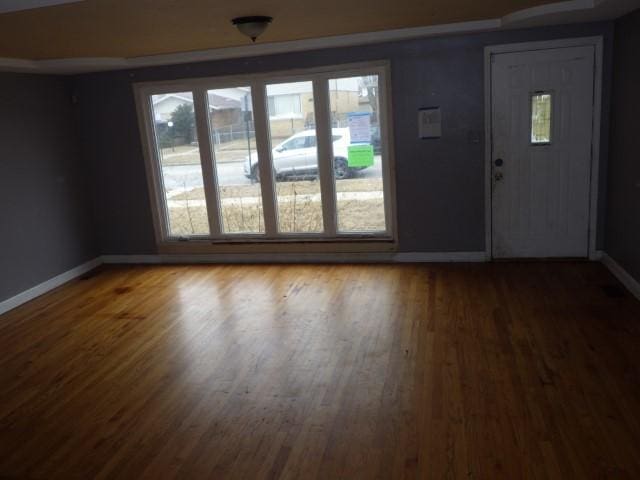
313;78;337;237
251;83;278;237
378;68;394;237
193;88;222;237
137;91;171;242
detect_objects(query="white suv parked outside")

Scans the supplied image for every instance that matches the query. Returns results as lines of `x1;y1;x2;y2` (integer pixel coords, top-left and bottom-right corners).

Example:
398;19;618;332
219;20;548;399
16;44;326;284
244;128;367;181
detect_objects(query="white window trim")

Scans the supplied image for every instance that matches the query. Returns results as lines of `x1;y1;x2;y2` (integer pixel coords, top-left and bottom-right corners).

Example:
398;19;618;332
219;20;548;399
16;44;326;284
133;61;397;251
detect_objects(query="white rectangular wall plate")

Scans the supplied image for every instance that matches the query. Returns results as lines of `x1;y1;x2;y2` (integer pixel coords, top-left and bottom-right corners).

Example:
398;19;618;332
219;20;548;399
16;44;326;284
419;107;442;139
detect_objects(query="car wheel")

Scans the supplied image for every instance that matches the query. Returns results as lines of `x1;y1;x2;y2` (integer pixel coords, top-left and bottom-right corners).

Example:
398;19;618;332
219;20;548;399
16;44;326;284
334;157;350;180
252;165;279;183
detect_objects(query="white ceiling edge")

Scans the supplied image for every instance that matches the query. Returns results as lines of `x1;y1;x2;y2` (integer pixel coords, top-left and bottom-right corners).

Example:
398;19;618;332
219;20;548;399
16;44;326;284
502;0;639;27
502;0;598;25
0;0;83;14
0;19;502;75
0;0;637;75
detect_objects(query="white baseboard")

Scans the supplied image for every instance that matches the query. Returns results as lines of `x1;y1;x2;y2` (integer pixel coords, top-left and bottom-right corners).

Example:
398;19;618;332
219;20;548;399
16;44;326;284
12;250;628;318
101;255;160;264
393;252;487;263
0;252;640;315
0;251;492;317
101;251;487;265
0;257;103;316
601;254;640;301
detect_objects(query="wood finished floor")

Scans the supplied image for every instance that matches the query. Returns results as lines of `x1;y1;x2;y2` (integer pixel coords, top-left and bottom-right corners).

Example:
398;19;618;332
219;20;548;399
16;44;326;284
1;263;640;479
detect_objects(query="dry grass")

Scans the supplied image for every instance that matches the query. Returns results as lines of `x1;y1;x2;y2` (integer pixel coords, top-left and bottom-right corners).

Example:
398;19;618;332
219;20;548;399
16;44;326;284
336;198;386;232
167;178;386;236
160;138;259;166
159;145;201;166
167;205;210;236
172;178;383;201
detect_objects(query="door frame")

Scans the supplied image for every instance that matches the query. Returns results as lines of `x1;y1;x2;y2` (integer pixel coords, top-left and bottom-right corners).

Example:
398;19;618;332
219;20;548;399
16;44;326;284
483;36;604;260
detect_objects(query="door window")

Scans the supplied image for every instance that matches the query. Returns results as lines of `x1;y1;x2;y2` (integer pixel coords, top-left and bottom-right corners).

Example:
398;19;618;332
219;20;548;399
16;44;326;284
530;92;552;144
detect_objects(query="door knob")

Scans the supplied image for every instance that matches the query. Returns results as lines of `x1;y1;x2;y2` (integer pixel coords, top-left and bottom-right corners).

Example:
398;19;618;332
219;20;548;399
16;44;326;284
494;158;504;167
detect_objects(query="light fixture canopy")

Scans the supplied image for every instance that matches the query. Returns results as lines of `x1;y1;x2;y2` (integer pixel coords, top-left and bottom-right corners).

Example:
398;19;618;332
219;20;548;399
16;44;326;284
231;16;273;42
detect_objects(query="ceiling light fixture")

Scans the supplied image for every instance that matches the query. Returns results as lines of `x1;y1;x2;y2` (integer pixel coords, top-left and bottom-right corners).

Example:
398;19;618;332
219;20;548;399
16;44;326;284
231;16;273;42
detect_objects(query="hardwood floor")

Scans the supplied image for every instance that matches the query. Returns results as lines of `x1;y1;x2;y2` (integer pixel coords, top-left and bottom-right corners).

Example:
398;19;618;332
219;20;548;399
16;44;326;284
1;263;640;479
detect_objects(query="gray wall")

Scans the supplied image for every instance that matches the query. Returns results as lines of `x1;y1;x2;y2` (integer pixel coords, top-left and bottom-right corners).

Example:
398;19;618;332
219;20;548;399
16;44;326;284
0;73;97;302
72;21;613;255
605;9;640;282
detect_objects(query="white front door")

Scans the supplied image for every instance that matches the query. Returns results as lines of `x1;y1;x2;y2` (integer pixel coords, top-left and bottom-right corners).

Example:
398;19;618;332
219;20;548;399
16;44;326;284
491;46;595;258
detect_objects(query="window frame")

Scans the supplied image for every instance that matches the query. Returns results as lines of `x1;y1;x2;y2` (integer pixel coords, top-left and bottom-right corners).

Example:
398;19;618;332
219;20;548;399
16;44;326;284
134;61;397;250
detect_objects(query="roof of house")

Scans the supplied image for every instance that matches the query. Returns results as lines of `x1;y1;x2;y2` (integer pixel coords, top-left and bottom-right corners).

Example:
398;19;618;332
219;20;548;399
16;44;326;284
152;79;361;117
152;88;250;111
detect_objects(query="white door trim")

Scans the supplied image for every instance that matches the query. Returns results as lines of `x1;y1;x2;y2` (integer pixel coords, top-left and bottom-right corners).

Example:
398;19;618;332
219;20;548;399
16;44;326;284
483;36;604;260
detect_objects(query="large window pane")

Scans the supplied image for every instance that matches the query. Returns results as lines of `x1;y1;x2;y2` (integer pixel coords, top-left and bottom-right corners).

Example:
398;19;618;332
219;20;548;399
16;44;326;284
266;81;323;233
329;75;387;232
142;66;394;242
207;87;264;234
151;92;209;236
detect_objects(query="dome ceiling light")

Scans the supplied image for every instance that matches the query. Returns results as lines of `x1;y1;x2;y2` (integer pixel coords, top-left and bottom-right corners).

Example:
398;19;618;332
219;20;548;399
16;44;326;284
231;16;273;43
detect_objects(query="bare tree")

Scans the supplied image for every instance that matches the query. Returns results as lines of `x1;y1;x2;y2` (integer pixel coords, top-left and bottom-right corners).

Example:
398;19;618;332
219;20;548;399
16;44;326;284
360;76;379;123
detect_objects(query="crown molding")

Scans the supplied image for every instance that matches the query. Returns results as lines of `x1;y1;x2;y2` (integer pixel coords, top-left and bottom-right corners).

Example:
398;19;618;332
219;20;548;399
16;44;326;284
0;0;635;75
502;0;597;25
502;0;638;27
0;0;83;14
0;19;500;75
